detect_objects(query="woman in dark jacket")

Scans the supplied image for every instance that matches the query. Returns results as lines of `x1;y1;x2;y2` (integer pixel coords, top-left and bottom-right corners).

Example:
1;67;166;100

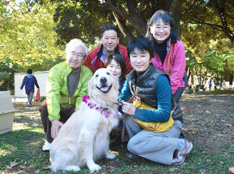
20;69;39;107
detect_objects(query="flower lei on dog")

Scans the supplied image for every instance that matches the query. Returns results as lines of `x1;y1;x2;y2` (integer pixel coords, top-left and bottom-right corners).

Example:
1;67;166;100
82;95;111;118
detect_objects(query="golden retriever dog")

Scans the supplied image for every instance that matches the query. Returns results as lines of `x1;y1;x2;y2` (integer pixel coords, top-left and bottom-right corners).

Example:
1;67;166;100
49;68;119;173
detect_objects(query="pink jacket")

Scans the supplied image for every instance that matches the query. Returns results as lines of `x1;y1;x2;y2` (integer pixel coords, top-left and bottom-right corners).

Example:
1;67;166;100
152;40;186;94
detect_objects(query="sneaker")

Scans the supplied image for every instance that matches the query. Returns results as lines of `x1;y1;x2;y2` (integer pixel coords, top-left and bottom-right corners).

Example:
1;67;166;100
42;140;51;151
28;103;32;107
172;140;193;165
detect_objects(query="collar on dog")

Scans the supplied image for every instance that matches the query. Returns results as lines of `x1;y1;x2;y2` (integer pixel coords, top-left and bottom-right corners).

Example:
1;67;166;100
82;95;110;118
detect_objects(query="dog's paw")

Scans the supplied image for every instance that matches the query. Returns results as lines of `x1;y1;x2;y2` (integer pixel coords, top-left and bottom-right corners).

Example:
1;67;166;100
106;152;116;159
64;165;80;172
88;163;102;173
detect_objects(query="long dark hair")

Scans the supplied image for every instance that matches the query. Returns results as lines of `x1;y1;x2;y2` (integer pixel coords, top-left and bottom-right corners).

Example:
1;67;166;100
104;54;126;81
145;10;177;44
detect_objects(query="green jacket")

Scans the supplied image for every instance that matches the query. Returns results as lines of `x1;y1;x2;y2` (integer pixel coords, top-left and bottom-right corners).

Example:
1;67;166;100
46;61;93;121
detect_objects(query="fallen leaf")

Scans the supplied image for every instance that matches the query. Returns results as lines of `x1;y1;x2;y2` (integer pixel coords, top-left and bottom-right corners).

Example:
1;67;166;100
10;161;18;167
229;167;234;174
6;165;12;169
42;166;51;170
169;167;178;172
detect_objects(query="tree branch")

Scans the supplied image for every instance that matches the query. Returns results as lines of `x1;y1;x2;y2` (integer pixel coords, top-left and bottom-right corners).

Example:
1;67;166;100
112;12;134;41
170;0;184;38
126;0;137;14
188;11;226;32
213;2;234;42
105;0;129;19
181;0;199;18
105;0;146;36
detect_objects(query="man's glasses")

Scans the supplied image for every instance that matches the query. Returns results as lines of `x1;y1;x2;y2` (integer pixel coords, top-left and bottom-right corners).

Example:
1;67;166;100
69;52;84;60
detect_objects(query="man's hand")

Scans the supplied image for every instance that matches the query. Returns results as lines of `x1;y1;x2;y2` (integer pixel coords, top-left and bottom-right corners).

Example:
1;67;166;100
122;101;136;116
51;120;63;139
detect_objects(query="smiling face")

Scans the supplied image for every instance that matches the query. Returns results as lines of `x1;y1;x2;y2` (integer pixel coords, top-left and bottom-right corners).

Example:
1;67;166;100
150;19;171;43
66;45;86;71
130;48;151;73
88;68;119;106
101;30;119;56
89;68;118;94
106;59;122;78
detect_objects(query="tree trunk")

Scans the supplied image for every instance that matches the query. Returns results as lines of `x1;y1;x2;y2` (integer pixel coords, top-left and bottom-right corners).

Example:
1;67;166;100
105;0;184;41
191;65;194;85
230;73;233;85
224;59;230;83
105;0;146;40
169;0;184;39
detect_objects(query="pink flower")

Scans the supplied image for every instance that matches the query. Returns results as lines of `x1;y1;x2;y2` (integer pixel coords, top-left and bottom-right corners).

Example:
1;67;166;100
82;95;90;104
105;111;110;118
82;95;110;118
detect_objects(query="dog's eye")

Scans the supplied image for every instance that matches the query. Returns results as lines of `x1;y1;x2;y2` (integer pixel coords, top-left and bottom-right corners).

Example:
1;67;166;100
106;72;110;75
95;74;99;77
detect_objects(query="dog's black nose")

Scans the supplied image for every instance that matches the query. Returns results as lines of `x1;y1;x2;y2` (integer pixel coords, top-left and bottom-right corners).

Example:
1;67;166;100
100;77;107;84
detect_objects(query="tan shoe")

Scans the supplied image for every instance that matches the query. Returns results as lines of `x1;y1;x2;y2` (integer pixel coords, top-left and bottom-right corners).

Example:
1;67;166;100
172;140;193;165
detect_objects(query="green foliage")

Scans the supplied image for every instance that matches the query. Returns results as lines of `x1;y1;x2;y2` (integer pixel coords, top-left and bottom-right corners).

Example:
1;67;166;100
53;0;115;45
196;89;234;95
0;1;64;73
1;0;234;90
0;1;66;91
0;72;10;85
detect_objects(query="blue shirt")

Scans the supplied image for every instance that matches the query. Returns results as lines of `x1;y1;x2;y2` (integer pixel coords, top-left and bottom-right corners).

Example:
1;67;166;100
118;75;172;123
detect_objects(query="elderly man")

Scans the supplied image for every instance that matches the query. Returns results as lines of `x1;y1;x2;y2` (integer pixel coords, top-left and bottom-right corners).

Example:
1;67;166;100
40;38;93;151
84;24;132;74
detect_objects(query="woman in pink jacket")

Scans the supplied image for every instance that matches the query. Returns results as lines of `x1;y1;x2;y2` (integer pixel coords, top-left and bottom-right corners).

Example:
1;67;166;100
145;10;188;103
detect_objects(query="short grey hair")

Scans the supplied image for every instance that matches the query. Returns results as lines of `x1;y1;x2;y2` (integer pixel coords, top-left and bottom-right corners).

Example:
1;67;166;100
65;38;89;57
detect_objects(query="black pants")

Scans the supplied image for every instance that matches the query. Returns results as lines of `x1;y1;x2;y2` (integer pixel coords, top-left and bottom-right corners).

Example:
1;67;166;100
39;101;75;143
172;86;186;103
173;72;188;103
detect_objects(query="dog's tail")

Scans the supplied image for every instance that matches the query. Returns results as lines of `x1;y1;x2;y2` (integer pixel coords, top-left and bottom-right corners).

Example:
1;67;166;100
50;146;77;172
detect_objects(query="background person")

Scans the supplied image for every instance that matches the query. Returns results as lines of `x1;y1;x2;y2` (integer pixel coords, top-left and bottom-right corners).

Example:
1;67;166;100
39;38;93;151
145;9;188;103
119;37;193;165
206;77;213;91
20;69;39;107
84;24;132;74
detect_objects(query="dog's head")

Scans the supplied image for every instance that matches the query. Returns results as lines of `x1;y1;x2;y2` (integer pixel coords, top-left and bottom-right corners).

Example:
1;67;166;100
88;68;119;106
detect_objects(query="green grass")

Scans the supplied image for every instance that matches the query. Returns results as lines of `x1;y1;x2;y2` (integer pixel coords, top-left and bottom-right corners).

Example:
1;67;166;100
1;102;234;173
196;89;234;95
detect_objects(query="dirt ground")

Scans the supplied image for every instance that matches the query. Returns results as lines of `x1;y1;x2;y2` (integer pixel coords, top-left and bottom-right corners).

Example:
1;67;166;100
13;93;234;150
8;93;234;173
179;94;234;150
